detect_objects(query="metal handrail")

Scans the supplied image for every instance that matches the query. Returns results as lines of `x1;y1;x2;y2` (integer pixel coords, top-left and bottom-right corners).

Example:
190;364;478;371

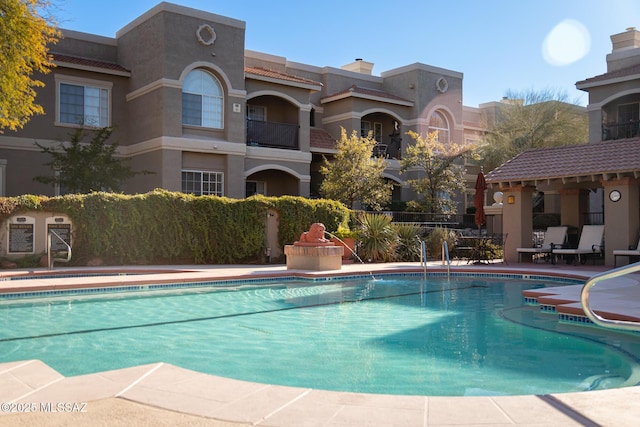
420;240;427;279
442;241;451;280
48;230;72;269
580;261;640;331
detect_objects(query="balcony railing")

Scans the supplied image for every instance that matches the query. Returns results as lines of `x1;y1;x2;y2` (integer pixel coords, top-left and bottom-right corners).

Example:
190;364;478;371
382;211;464;228
247;120;299;150
602;121;640;140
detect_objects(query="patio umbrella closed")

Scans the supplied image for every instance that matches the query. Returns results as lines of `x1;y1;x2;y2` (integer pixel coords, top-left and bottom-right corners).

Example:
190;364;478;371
474;171;486;232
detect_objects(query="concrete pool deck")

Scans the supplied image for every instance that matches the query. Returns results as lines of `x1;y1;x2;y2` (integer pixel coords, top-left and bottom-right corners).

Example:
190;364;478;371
1;261;640;426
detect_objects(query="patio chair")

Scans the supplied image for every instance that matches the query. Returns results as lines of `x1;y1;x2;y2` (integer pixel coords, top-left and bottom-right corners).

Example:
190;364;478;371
552;225;604;265
373;144;388;157
613;236;640;267
516;226;567;263
490;233;508;264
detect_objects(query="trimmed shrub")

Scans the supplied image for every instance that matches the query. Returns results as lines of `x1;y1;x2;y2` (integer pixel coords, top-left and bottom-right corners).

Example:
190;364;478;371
0;190;351;266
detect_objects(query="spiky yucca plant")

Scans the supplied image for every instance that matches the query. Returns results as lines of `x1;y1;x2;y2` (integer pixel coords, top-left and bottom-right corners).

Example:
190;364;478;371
394;223;422;261
357;213;398;262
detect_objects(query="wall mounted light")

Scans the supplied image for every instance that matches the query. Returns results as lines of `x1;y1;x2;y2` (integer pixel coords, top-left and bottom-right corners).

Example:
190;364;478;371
507;195;515;204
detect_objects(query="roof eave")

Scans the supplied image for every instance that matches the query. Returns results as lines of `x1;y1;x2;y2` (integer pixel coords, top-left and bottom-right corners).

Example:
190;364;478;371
576;73;640;90
53;60;131;77
245;73;322;91
321;91;413;107
488;171;640;189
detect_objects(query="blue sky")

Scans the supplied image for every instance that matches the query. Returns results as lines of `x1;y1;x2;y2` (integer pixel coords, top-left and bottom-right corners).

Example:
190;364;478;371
52;0;640;107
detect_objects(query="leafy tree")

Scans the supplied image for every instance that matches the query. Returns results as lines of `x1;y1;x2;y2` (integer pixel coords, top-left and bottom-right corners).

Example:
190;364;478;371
0;0;60;132
320;127;393;210
480;88;588;171
400;130;473;214
34;126;150;193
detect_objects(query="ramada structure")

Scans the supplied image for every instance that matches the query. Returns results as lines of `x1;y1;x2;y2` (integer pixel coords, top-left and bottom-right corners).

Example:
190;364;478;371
487;27;640;266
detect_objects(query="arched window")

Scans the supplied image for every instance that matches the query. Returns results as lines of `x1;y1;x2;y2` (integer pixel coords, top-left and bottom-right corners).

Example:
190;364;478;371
428;110;449;143
182;69;223;128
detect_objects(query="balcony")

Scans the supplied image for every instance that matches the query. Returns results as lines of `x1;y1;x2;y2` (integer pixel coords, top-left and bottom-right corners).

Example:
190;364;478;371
602;120;640;140
247;120;299;150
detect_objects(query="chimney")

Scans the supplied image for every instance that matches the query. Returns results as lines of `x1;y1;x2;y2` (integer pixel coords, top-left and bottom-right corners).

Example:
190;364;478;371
341;58;374;75
607;27;640;73
611;27;640;52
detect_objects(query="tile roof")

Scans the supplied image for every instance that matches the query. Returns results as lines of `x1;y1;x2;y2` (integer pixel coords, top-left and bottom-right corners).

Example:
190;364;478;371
485;138;640;187
576;64;640;87
245;66;322;88
310;128;337;151
322;85;413;105
52;53;130;74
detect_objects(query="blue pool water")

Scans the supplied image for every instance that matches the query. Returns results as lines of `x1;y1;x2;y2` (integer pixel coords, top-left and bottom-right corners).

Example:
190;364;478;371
1;275;640;396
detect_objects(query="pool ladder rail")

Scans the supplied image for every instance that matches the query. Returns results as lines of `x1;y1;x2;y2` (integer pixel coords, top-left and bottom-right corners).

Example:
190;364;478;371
48;230;72;270
442;240;451;279
581;260;640;332
419;240;451;280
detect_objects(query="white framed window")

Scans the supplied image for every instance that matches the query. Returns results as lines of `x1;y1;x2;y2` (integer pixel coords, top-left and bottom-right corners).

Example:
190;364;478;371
373;122;382;142
428;110;449;143
57;78;110;127
247;105;266;121
182;170;224;196
361;120;371;138
182;69;224;128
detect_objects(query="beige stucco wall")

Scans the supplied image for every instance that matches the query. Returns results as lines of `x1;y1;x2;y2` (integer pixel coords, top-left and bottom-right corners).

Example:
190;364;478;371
501;186;535;263
0;213;72;259
603;178;640;266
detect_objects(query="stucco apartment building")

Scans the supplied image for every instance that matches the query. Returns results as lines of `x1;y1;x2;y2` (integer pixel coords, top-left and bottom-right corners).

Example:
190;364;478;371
0;2;486;210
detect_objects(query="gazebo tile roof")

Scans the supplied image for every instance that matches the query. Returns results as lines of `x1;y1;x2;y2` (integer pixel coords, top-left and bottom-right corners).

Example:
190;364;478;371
485;138;640;186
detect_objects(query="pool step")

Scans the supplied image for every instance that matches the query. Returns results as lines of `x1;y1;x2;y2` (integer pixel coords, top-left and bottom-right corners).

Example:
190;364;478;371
523;283;640;327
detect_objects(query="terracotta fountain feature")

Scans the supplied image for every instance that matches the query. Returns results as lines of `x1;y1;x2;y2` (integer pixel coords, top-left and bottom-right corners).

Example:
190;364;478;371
284;223;344;270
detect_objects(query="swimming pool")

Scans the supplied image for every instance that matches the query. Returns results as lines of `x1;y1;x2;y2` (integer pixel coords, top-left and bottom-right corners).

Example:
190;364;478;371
1;274;639;396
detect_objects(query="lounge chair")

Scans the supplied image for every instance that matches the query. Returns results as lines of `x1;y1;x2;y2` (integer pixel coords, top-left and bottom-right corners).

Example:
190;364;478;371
516;226;567;263
613;236;640;267
552;225;604;265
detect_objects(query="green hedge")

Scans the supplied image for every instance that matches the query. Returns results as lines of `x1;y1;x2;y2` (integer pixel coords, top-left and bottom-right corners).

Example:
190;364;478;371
0;190;351;266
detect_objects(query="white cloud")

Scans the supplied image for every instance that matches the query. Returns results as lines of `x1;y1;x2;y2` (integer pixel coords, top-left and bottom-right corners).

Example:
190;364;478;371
542;19;591;66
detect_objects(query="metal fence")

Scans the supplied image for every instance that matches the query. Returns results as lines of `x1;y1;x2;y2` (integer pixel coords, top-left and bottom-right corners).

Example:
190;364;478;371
246;120;299;149
380;211;603;230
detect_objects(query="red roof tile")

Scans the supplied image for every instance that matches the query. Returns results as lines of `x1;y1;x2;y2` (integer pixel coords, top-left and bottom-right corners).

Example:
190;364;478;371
485;138;640;187
576;64;640;87
322;84;412;104
245;66;321;87
52;53;130;73
310;128;337;151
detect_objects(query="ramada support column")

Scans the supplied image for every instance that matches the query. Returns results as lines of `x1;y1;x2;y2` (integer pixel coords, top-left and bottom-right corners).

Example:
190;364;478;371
603;178;640;266
502;185;535;263
558;188;587;229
